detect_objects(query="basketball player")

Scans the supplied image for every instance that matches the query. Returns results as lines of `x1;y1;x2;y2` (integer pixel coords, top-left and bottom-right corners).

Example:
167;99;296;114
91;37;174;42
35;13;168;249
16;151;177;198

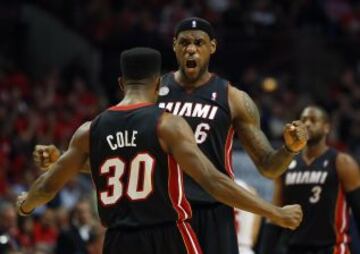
17;48;303;254
260;106;360;254
33;17;308;254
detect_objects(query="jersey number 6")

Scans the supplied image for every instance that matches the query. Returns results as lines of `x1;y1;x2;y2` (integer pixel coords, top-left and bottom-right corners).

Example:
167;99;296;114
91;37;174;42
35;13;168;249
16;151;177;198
194;123;211;144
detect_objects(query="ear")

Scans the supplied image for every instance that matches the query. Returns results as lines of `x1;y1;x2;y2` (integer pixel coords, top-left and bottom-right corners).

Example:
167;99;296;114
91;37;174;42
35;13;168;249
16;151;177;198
155;76;161;92
118;77;124;92
172;37;177;52
210;39;217;54
324;123;331;135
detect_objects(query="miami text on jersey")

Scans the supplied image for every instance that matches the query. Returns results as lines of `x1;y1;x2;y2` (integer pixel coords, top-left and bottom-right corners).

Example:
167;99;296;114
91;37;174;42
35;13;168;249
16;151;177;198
158;102;218;120
285;171;328;185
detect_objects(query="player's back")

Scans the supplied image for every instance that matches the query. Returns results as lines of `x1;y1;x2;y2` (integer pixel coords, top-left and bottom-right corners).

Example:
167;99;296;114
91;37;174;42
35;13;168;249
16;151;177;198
281;148;350;247
89;103;192;229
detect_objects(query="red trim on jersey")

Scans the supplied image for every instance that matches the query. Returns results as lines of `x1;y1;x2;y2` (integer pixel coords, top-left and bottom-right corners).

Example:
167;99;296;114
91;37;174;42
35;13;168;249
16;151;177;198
224;127;235;178
167;155;192;221
108;102;154;111
333;185;350;254
177;221;203;254
333;244;350;254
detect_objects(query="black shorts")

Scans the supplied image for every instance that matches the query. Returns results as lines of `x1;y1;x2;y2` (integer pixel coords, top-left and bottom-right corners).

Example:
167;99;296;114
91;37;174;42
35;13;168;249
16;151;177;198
190;203;238;254
103;221;202;254
284;244;350;254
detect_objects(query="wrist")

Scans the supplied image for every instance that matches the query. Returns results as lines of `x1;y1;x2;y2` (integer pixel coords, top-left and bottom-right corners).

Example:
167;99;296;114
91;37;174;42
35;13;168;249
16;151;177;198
19;200;34;216
266;205;281;223
283;144;300;155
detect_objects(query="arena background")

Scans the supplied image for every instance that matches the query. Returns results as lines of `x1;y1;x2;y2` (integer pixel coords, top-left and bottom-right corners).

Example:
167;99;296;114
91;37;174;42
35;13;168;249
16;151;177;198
1;0;360;253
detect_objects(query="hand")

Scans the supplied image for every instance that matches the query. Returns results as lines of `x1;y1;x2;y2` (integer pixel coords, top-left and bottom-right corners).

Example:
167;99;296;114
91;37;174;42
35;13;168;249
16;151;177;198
16;192;33;216
270;204;303;230
33;145;61;170
283;120;308;153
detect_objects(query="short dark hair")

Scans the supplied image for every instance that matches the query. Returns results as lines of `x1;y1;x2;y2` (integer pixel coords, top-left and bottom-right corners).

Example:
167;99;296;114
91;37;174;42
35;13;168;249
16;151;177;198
303;105;330;123
175;17;215;39
316;106;330;123
120;47;161;80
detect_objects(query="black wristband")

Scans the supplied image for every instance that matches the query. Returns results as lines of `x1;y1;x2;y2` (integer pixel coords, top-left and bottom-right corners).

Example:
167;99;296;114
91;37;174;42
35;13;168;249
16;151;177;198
283;145;300;155
19;201;34;216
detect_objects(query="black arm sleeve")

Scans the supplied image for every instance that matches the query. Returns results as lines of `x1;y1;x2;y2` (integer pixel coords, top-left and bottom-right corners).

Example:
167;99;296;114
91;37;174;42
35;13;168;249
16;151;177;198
347;187;360;234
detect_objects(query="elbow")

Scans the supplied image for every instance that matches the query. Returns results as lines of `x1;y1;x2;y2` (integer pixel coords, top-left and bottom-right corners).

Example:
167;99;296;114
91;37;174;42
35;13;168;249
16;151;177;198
257;165;280;179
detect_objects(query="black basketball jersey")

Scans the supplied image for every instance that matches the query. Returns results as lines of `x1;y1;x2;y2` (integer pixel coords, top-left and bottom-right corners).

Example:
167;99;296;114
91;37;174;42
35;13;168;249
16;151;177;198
89;103;192;228
159;73;233;204
281;148;350;247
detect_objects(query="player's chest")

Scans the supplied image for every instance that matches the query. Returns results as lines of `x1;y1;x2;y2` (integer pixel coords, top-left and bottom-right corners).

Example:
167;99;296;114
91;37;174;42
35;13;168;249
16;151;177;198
283;159;337;187
158;88;229;123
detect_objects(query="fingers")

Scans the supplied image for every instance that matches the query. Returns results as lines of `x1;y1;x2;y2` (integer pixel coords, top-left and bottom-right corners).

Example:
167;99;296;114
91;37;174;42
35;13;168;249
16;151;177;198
16;192;27;211
16;192;34;217
277;204;303;230
284;120;309;152
287;204;303;230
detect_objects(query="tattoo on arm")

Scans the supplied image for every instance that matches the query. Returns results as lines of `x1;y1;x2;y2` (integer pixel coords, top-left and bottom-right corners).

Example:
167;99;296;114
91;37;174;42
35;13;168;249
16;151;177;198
230;88;294;178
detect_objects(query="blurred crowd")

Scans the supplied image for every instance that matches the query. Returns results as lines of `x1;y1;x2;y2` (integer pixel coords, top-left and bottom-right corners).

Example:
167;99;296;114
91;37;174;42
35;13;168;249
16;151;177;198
1;0;360;253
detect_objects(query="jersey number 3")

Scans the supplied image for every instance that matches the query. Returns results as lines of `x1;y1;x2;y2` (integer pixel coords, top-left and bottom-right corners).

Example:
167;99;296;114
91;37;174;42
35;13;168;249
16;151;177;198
99;153;155;206
309;185;322;204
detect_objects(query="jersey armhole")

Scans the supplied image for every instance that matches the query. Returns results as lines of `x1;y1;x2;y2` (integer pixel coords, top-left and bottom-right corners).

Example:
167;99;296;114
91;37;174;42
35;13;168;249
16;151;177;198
156;109;170;154
226;81;234;123
88;115;101;171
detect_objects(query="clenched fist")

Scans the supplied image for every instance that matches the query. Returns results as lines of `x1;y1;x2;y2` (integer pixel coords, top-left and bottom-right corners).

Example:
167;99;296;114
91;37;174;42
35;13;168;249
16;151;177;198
271;204;303;230
283;120;308;153
33;145;61;170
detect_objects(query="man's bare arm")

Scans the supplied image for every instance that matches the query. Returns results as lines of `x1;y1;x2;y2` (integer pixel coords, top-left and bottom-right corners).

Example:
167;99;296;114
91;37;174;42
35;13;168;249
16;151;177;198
158;113;303;230
229;86;308;179
336;152;360;233
17;122;90;214
337;152;360;192
272;178;284;206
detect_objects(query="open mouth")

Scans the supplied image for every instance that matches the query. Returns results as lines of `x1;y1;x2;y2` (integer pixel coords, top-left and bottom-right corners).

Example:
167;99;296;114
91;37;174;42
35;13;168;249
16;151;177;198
186;59;197;69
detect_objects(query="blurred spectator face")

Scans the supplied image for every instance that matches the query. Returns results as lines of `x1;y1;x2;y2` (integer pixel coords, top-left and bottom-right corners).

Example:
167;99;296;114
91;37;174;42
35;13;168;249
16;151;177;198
55;207;70;230
40;209;56;229
173;30;216;82
74;201;93;226
0;203;17;233
300;107;330;145
20;217;34;234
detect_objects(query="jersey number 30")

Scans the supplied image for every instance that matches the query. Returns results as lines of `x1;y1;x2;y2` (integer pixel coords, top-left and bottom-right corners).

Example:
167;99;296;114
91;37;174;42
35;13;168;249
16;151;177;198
99;153;155;206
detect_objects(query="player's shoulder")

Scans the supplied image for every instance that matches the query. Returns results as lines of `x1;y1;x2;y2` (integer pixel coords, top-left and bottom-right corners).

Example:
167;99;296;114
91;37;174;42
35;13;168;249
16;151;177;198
158;112;186;131
70;121;91;149
77;121;91;133
336;151;358;167
211;73;229;86
227;85;259;122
